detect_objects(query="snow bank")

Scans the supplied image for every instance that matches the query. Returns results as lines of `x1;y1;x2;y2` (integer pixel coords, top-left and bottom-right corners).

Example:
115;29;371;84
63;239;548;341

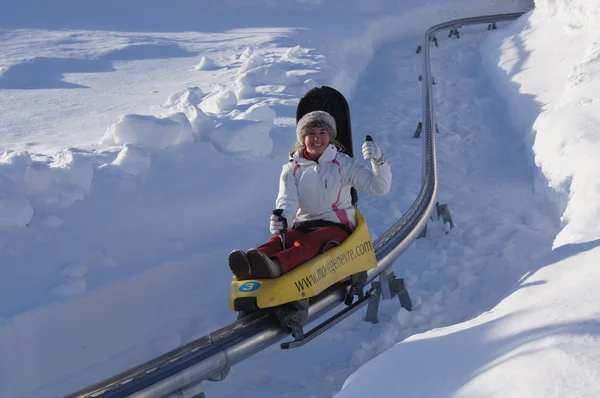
0;150;93;227
481;0;600;246
0;196;34;228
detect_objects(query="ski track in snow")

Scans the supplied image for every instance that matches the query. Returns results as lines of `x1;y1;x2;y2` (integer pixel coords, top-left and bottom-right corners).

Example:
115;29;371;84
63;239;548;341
206;28;557;398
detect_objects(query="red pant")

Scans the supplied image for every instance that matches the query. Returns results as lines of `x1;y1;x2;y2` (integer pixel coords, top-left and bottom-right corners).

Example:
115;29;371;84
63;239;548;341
257;226;349;274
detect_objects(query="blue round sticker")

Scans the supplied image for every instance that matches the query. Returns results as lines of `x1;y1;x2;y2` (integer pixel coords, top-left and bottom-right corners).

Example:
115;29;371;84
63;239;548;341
239;281;261;293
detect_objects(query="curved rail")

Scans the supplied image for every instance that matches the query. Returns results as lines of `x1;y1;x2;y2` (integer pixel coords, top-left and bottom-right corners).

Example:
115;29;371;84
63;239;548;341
67;11;526;398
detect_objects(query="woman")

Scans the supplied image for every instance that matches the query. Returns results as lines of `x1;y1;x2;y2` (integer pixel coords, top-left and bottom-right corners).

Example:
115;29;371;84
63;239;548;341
229;110;391;280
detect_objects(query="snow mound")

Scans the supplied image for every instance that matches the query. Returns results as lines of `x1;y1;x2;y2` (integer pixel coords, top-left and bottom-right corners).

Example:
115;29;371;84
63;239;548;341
165;86;205;107
0;150;93;227
233;80;257;100
282;45;307;60
50;151;94;194
234;103;276;122
236;63;300;87
102;113;193;149
238;47;255;61
112;144;151;175
194;56;217;70
1;150;33;167
199;87;238;115
239;52;265;73
165;88;214;137
178;105;214;137
210;119;273;157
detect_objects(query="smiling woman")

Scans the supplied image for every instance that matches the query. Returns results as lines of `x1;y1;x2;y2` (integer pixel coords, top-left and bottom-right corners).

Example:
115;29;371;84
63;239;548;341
228;98;392;281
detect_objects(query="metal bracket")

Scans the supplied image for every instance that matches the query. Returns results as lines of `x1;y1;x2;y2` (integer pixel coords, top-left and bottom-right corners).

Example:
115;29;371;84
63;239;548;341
435;202;455;234
365;270;412;323
413;122;423;138
207;365;231;382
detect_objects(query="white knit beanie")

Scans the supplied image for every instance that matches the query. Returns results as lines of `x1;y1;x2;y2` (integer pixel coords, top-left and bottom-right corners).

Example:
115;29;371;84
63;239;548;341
296;111;337;144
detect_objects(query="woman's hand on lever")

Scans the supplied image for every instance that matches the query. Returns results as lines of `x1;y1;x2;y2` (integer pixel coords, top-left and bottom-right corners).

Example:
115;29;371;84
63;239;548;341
270;209;289;235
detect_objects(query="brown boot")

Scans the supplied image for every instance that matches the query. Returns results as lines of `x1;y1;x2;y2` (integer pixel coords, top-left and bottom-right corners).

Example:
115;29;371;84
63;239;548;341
229;250;252;280
246;249;282;279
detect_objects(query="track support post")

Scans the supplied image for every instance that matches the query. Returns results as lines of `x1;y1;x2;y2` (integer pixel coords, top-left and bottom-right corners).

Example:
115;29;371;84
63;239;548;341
449;28;460;39
365;269;412;323
429;35;439;47
365;282;381;323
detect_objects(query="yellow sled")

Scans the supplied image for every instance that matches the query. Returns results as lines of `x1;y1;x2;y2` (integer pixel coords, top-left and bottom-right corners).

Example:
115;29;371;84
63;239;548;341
229;209;377;311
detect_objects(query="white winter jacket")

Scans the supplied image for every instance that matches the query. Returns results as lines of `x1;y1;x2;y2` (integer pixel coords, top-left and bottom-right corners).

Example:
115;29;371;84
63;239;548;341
276;144;391;229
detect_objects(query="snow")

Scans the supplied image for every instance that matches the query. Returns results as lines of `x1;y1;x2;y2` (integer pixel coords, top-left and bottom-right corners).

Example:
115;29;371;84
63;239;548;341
102;113;194;149
194;56;218;71
3;0;600;397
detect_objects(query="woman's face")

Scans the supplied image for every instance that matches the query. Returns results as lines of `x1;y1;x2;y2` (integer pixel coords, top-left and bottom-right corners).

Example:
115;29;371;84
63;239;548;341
304;127;330;158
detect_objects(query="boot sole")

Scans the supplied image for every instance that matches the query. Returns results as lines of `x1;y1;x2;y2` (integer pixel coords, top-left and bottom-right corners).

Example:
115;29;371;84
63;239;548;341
247;249;282;279
229;251;252;280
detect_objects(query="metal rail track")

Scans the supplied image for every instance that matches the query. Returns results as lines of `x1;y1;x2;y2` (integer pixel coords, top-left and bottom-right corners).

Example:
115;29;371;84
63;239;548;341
66;11;526;398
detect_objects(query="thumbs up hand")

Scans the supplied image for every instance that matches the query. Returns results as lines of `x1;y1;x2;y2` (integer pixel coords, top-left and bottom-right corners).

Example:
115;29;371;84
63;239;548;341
362;135;384;163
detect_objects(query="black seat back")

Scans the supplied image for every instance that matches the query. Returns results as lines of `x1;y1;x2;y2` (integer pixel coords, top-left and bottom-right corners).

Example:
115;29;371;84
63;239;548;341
296;86;358;205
